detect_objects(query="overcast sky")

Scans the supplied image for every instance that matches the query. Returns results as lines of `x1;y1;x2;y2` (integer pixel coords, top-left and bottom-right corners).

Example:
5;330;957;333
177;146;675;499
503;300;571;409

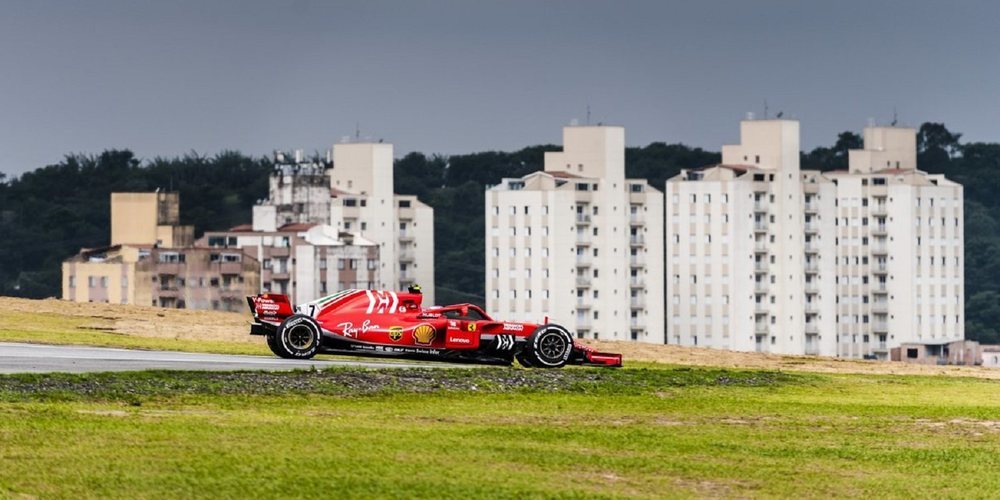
1;0;998;174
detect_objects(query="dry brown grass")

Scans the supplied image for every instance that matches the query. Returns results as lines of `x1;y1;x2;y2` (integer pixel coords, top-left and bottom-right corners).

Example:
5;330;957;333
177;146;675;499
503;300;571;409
0;296;252;344
584;338;1000;379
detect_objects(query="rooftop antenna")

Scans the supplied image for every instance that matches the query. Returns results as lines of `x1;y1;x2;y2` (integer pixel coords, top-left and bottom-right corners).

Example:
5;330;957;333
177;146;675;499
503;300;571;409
586;105;591;125
355;122;361;140
891;107;898;126
763;99;769;119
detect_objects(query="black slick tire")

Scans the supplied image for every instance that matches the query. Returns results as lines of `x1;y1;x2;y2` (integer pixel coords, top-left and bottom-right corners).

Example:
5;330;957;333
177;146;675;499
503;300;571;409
269;314;322;360
522;324;574;368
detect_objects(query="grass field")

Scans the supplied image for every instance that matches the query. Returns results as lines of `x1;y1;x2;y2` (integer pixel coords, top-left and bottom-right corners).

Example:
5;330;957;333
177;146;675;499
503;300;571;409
2;297;999;498
1;367;999;498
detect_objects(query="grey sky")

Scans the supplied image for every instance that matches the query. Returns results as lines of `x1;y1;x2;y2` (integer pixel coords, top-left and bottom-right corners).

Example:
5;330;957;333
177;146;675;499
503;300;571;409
1;0;998;175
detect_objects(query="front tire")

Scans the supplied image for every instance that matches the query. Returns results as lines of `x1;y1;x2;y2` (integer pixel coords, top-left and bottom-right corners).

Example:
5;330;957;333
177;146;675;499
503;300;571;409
268;314;322;359
521;324;574;368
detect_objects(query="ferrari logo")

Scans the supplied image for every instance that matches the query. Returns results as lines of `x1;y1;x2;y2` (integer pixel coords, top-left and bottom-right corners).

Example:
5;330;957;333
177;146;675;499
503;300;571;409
388;326;403;342
467;323;477;332
413;324;435;345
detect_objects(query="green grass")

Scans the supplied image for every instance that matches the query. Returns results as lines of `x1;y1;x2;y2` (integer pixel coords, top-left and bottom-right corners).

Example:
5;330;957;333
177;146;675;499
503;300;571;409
1;367;998;498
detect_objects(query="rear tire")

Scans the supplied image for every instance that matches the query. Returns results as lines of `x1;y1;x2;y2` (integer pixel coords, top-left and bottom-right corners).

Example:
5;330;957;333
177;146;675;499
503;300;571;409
268;315;321;359
522;324;574;368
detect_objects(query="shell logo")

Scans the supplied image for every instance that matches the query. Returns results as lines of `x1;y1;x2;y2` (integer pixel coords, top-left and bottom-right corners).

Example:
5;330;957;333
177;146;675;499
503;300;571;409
412;324;436;345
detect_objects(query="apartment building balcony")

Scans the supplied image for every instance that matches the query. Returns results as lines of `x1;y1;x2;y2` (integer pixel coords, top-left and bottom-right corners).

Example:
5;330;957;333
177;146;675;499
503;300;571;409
216;261;244;276
804;222;819;233
871;205;888;216
871;302;889;313
576;276;592;287
804;281;819;294
872;224;888;235
576;298;591;309
629;235;645;246
804;202;819;213
398;232;415;242
871;244;888;255
398;249;416;263
754;322;769;334
270;246;291;257
804;262;819;273
629;255;644;267
576;214;591;225
629;317;644;328
804;241;819;254
754;302;768;313
872;263;888;274
872;282;888;294
629;276;645;287
872;322;889;333
575;255;592;267
754;281;768;292
753;201;768;212
576;234;592;246
576;318;592;330
753;261;769;273
804;302;820;314
630;297;645;308
629;213;644;225
753;221;769;232
754;240;769;253
804;322;819;334
872;342;889;353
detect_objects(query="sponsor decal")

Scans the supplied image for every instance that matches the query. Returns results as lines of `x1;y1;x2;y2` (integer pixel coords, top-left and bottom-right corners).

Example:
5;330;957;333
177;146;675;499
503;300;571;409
364;290;399;314
448;320;458;328
338;320;380;338
502;323;524;332
412;324;436;345
388;326;403;342
467;322;477;332
495;334;516;350
448;336;472;344
349;344;440;355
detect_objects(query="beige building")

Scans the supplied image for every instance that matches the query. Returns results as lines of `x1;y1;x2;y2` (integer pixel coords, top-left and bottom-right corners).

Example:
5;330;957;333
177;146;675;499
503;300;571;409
666;119;963;358
485;125;665;342
110;192;194;247
252;142;435;303
199;223;380;304
62;192;260;310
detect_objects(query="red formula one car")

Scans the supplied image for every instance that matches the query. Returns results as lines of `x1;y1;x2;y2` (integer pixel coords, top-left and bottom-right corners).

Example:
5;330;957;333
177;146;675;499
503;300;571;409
247;288;622;368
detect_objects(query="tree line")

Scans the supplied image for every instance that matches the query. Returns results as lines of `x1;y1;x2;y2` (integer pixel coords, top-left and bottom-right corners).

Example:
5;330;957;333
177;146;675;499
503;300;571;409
1;123;996;343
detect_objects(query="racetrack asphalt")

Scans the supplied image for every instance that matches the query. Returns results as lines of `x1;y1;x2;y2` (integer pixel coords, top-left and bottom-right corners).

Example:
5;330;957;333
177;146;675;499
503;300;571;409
0;342;453;374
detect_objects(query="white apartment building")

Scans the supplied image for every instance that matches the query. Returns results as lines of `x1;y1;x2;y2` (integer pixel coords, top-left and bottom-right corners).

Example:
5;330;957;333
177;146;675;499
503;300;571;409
666;119;963;358
485;125;665;342
252;142;435;303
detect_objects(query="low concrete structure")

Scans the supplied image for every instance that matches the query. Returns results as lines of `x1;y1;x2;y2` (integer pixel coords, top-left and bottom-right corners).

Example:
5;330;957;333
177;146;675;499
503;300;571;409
890;340;981;366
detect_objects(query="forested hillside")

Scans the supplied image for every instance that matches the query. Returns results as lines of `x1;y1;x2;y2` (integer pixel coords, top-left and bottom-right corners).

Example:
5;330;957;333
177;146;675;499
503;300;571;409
1;123;997;343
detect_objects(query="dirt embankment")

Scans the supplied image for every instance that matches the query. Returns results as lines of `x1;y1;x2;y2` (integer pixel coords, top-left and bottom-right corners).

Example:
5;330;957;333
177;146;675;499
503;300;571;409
3;296;999;379
0;296;252;344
